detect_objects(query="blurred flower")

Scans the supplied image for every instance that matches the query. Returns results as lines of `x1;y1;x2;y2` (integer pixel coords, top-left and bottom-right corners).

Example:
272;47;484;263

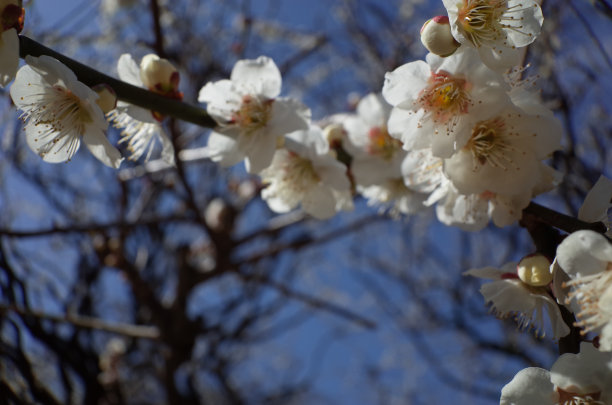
110;53;176;164
500;342;612;404
0;0;24;87
464;257;569;339
198;56;310;173
343;93;405;186
443;0;543;71
260;126;351;219
557;230;612;351
433;182;533;230
101;0;138;15
10;55;123;168
358;179;428;217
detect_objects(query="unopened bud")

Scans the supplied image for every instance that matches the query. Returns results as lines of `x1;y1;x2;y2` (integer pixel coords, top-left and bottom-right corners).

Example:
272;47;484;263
517;254;552;287
1;0;24;33
139;54;180;95
323;123;345;147
420;16;460;57
204;198;234;233
93;84;117;114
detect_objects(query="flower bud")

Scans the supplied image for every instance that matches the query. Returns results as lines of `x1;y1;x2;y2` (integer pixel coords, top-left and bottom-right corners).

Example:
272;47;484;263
139;54;180;95
420;16;460;57
517;254;553;287
92;84;117;114
1;0;24;33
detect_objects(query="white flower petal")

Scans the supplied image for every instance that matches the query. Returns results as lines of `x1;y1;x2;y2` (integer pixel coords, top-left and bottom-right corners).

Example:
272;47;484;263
83;128;123;168
500;367;556;405
230;56;282;99
198;79;243;123
243;131;277;173
382;61;430;107
557;230;612;279
267;98;311;136
206;131;244;167
117;53;144;86
550;342;612;394
302;184;337;219
356;93;390;128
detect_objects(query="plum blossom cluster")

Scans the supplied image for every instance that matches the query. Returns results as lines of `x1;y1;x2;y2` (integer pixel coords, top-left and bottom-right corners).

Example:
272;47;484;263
466;176;612;402
380;45;561;230
5;0;560;228
500;342;612;404
4;0;612;402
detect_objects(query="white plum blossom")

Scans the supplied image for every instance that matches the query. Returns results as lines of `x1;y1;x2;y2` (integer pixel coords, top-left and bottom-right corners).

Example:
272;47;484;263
260;126;351;219
433;182;534;230
111;110;174;163
358;180;428;216
465;257;570;339
198;56;310;173
443;0;544;71
343;93;405;186
0;0;24;87
10;55;123;168
556;230;612;351
500;342;612;404
442;77;562;196
109;53;177;164
383;47;509;158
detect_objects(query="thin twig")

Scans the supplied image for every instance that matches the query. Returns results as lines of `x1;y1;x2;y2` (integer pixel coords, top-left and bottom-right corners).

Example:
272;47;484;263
236;271;377;330
1;305;160;339
0;214;192;238
522;202;607;234
18;35;217;128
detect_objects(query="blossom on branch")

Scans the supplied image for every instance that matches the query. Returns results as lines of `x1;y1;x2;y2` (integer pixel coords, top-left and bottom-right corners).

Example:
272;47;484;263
0;0;24;87
198;56;310;173
443;0;544;71
556;230;612;351
464;256;569;339
109;53;178;164
343;93;405;186
382;47;509;158
10;55;123;168
260;126;352;219
500;342;612;404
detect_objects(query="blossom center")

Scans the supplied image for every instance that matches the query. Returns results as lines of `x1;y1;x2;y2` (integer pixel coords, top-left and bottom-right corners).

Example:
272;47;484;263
53;87;93;124
232;95;273;133
464;117;515;169
418;71;471;124
21;85;92;160
556;388;604;405
283;152;320;191
262;150;320;208
457;0;506;46
564;267;612;336
367;126;401;160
